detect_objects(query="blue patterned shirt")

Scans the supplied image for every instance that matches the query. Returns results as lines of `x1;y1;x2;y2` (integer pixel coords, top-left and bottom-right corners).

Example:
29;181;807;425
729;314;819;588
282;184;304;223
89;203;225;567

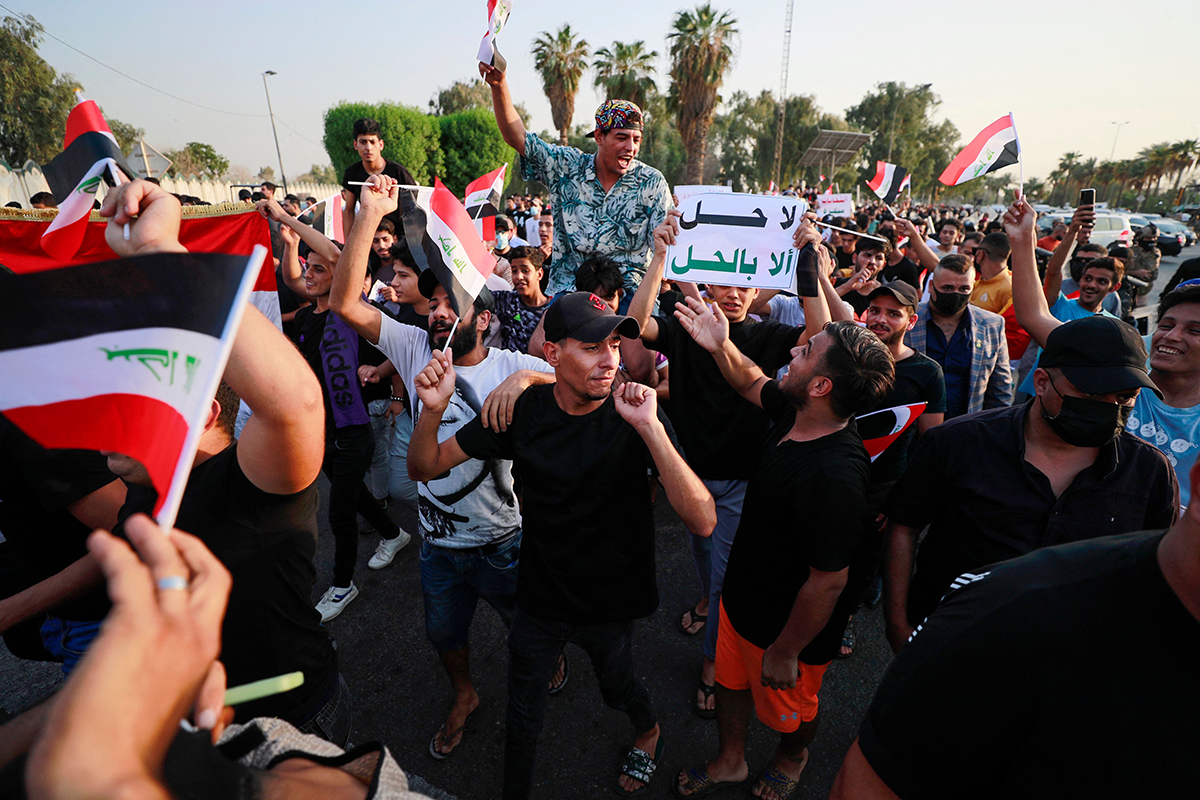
520;132;671;296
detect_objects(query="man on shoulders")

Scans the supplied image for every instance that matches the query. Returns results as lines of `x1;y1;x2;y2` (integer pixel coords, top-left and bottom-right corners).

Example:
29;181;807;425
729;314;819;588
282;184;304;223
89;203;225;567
481;62;670;300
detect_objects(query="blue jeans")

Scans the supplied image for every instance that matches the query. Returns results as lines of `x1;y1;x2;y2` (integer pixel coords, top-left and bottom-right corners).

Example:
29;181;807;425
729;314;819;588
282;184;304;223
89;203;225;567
419;533;521;652
40;616;103;674
503;605;656;800
685;478;748;661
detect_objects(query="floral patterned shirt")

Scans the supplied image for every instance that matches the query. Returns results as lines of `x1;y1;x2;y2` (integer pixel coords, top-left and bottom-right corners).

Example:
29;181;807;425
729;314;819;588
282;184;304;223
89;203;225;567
493;290;549;354
521;132;671;296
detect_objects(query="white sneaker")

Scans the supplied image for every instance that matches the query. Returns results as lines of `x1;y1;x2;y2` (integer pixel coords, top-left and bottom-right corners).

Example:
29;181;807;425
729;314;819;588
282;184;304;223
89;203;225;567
368;530;412;569
316;583;359;622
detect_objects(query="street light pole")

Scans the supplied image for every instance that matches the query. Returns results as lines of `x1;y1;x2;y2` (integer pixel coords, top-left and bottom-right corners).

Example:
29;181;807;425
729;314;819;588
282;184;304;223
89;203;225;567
1109;120;1129;161
262;71;288;194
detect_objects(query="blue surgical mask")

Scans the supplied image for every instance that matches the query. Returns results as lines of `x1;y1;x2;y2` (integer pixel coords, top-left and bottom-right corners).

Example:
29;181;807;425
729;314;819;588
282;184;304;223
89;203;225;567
495;232;509;250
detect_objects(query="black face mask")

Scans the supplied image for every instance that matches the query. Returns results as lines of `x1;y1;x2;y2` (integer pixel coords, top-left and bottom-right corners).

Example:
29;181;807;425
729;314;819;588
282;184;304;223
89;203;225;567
1042;378;1132;447
930;287;970;316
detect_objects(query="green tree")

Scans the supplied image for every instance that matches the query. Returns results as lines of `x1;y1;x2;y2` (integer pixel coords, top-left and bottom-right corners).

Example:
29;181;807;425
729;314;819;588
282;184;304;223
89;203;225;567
106;117;144;156
430;80;492;115
636;91;686;185
846;82;959;198
322;101;443;184
256;166;275;183
592;41;658;109
436;107;515;197
711;90;839;192
667;4;738;184
0;13;78;166
163;142;229;178
532;25;590;146
294;163;338;184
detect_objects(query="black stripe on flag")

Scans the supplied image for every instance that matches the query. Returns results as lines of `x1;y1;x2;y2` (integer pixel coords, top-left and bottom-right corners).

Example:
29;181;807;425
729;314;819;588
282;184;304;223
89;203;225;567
401;205;476;318
986;140;1020;176
42;131;136;202
0;252;250;351
882;167;908;204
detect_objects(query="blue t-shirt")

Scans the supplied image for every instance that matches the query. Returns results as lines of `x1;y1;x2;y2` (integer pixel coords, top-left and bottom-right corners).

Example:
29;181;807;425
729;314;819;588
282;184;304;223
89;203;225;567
1129;391;1200;508
1018;294;1117;396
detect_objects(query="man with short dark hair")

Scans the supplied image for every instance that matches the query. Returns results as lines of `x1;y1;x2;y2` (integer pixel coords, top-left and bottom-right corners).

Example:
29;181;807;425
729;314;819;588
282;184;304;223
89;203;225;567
259;181;277;200
340;118;417;246
408;290;716;799
834;237;891;316
1036;220;1068;251
669;310;894;799
930;218;962;256
492;246;550;354
906;255;1011;417
29;192;57;209
1061;241;1122;317
481;62;671;299
968;232;1013;315
281;194;302;216
237;188;253;204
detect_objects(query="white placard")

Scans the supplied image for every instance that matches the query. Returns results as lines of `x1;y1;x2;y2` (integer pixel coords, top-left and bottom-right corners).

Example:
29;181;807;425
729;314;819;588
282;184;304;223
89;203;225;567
817;192;854;217
665;192;807;290
673;184;732;204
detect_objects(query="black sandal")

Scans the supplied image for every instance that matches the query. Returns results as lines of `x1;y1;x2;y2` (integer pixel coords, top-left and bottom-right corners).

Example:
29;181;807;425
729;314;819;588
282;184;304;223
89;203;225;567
614;734;664;796
693;681;717;720
677;605;708;635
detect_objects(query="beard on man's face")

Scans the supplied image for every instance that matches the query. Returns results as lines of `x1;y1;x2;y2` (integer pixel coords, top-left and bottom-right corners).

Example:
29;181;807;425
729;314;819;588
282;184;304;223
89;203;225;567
427;310;480;354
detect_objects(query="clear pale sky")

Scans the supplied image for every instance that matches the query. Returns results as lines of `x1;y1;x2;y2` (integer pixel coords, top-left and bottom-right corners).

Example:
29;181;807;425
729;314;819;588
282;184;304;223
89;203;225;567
14;0;1199;183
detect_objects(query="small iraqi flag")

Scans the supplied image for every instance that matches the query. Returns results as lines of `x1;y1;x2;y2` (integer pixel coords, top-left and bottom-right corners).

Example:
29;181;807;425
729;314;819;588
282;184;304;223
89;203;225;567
0;248;265;528
403;178;495;316
939;113;1020;187
464;164;506;241
866;161;909;204
41;94;137;261
857;402;927;462
477;0;512;72
299;193;345;244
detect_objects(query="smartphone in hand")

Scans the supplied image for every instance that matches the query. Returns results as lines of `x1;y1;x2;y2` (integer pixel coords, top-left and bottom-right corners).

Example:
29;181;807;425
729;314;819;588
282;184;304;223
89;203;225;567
1079;189;1096;229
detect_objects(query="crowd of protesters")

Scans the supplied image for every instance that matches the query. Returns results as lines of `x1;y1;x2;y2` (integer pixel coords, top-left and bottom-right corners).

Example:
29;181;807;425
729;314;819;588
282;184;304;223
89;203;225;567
2;56;1200;800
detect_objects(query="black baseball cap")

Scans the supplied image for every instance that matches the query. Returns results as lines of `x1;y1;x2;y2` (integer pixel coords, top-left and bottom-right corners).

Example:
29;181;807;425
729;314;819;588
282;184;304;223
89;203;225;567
867;280;920;310
1040;316;1160;397
543;292;640;343
417;269;494;312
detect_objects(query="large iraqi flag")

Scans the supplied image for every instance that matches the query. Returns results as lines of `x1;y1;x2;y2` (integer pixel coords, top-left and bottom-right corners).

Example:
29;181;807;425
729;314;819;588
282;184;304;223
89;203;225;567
402;178;496;315
939;113;1021;186
866;161;909;203
0;248;264;528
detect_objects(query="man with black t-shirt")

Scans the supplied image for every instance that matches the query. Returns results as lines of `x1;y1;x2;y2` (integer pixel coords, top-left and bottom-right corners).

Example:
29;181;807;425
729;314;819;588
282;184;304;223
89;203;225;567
95;180;343;742
276;206;404;622
668;308;893;799
830;460;1200;799
629;212;827;719
407;291;716;798
340;118;417;245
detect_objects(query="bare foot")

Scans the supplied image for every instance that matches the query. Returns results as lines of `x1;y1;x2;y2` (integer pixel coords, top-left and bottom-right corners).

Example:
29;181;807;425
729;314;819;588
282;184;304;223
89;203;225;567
431;693;480;757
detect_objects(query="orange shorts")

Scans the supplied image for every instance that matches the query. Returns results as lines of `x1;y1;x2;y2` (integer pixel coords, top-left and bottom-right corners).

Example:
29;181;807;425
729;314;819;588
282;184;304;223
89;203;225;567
714;600;828;733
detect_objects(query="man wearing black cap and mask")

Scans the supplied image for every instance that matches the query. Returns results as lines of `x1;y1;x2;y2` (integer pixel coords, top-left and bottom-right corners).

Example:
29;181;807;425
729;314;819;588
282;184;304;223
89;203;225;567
881;197;1179;653
480;59;671;301
408;291;716;798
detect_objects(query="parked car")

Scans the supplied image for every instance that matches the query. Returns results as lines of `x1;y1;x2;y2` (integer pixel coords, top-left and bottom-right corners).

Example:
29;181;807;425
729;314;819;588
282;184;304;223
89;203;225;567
1156;227;1186;256
1157;219;1195;248
1085;213;1136;248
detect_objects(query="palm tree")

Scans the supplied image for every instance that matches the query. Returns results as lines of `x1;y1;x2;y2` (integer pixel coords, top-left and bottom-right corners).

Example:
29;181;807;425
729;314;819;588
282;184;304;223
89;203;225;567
1023;177;1046;202
1053;151;1081;205
1168;139;1199;204
532;25;590;145
1139;142;1174;200
593;41;658;109
667;4;738;183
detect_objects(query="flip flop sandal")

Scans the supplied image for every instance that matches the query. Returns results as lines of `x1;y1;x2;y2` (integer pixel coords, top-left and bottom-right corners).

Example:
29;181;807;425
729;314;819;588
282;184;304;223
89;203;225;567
614;734;664;797
837;623;856;660
750;764;801;800
673;764;741;798
428;708;476;760
693;681;717;720
678;605;708;635
548;651;570;695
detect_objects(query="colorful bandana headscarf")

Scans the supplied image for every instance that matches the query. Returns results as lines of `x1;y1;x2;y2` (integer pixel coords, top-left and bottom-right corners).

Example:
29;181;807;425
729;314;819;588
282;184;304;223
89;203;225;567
586;99;644;138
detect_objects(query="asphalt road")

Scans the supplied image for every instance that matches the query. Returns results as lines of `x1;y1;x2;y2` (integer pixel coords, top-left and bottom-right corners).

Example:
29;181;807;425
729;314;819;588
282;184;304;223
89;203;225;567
2;245;1193;799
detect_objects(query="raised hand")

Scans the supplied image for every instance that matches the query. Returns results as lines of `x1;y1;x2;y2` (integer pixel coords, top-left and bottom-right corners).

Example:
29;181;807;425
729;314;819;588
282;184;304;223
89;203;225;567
1071;202;1096;232
478;61;505;87
359;173;399;218
652;209;682;254
255;197;288;223
279;222;300;248
98;179;187;258
413;347;456;414
1001;194;1036;244
673;296;729;354
612;380;660;431
792;212;821;250
815;240;835;278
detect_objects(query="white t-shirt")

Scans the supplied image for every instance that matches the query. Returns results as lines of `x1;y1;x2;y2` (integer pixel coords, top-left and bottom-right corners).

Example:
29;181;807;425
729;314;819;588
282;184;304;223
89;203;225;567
524;216;541;247
766;294;855;326
375;318;554;546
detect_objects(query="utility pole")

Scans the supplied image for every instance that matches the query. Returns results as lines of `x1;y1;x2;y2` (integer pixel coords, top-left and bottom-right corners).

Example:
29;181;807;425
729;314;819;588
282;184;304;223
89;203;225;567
262;71;288;194
771;0;794;190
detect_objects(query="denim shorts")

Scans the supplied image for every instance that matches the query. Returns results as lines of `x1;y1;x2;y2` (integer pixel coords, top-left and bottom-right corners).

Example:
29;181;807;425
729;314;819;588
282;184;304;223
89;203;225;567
40;616;103;675
419;532;521;651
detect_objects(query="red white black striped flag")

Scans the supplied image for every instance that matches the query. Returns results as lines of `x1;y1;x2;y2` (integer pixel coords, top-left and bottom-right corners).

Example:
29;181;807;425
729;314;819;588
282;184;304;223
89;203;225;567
476;0;512;71
866;161;909;204
939;113;1021;187
0;248;265;528
464;164;506;241
403;178;495;316
40;95;137;261
857;402;927;462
